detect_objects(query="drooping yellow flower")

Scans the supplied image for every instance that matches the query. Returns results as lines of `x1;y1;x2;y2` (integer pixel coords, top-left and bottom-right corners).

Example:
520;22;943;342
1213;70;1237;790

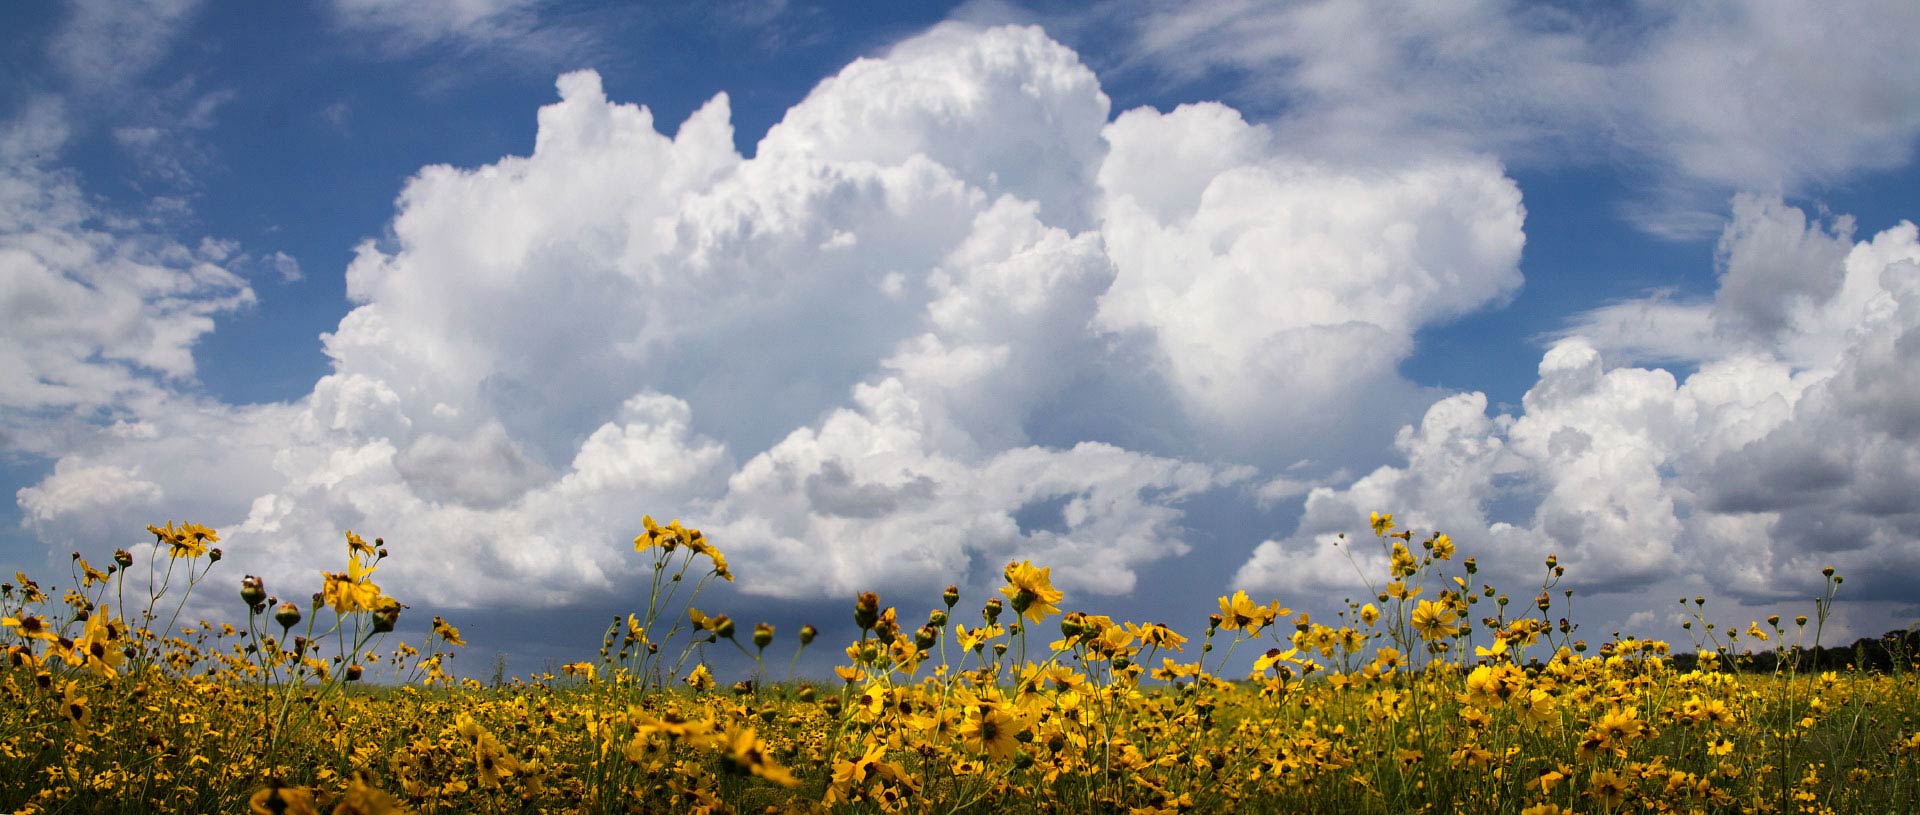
1216;591;1284;635
322;551;385;614
1000;560;1064;623
76;605;126;678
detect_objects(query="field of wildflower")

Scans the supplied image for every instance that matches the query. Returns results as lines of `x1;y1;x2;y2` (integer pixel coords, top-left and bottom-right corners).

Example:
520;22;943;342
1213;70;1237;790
3;513;1917;815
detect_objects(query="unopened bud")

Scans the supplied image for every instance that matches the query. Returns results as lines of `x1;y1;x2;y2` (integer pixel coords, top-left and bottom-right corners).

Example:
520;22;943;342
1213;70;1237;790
241;575;266;607
208;548;223;563
752;622;774;650
345;664;363;682
854;592;880;632
114;549;133;568
943;585;960;609
983;598;1004;624
372;600;401;633
274;602;302;630
798;624;818;646
914;624;937;651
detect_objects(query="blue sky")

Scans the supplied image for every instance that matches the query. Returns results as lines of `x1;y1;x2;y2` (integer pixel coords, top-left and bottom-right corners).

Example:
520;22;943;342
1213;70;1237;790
5;1;1919;674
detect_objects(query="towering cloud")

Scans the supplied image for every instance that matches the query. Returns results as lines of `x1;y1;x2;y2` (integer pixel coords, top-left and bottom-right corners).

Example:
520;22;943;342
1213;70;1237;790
15;23;1528;614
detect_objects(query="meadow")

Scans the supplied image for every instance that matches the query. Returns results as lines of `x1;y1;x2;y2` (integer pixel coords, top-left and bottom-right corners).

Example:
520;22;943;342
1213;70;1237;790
2;514;1916;814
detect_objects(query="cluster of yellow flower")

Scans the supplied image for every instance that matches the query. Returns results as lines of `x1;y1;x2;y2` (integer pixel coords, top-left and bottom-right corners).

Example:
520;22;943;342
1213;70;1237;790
0;515;1915;814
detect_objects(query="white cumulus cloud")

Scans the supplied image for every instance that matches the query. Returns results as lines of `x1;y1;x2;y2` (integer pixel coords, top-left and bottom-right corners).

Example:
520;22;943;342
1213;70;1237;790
15;23;1530;616
1238;196;1920;639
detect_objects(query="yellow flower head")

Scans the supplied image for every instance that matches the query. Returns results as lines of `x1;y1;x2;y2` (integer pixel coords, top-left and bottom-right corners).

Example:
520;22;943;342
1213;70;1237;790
1370;512;1395;536
1000;560;1064;623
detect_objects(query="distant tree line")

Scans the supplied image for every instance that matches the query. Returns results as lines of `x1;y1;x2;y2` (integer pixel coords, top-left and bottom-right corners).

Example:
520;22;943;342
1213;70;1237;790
1664;628;1920;674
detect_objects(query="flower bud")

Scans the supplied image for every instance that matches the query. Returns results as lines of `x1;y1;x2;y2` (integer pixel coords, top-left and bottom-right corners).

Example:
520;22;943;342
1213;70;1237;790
345;664;363;682
796;685;816;703
372;600;402;633
208;548;223;563
942;585;960;609
241;575;267;607
114;549;133;568
274;602;302;630
798;624;818;646
983;598;1004;624
752;622;774;650
713;615;736;640
854;592;880;632
928;610;948;627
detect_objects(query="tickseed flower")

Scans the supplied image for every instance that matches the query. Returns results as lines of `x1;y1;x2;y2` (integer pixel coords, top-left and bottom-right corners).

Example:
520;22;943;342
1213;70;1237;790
1589;768;1630;808
686;663;715;691
1580;707;1647;757
432;615;466;646
959;704;1022;762
2;613;55;642
1370;512;1395;535
321;550;386;614
1216;590;1284;635
248;780;320;815
1000;560;1064;623
1411;599;1461;640
150;521;219;558
723;726;799;787
332;773;406;815
76;607;126;678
